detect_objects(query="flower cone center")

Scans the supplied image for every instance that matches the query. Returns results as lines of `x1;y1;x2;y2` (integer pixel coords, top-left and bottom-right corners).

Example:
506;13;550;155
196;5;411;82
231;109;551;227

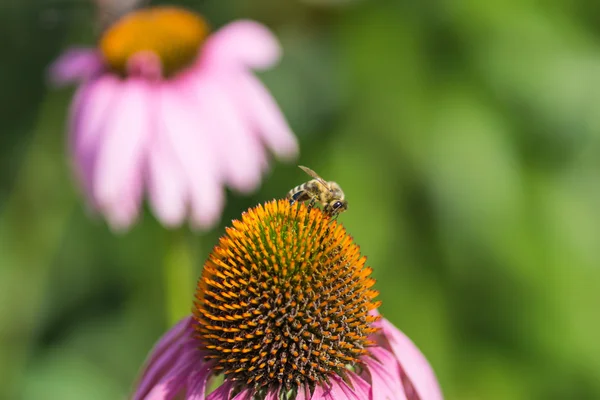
193;200;381;392
99;6;209;78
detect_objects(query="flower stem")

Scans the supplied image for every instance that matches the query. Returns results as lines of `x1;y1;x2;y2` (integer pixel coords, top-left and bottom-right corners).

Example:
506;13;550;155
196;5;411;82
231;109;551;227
163;229;198;325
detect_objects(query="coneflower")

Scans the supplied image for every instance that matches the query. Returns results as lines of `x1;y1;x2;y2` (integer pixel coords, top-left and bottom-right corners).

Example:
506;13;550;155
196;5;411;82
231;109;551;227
49;6;297;231
133;200;443;399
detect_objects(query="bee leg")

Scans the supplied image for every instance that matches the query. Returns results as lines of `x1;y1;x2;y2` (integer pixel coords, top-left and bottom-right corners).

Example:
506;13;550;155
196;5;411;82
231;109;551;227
323;204;335;219
307;197;316;211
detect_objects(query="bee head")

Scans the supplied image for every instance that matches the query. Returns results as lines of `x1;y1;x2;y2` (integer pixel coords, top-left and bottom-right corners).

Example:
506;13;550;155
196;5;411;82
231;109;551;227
328;199;348;215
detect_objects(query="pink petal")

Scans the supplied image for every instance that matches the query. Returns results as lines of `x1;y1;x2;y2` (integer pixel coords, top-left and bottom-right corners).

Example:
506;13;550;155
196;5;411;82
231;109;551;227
189;73;265;193
185;365;211;400
158;80;225;229
48;47;104;86
142;382;176;400
132;318;212;400
133;318;192;400
141;378;181;400
147;89;191;227
365;347;407;400
295;385;312;400
311;382;346;400
346;372;370;399
229;390;251;400
203;20;281;70
379;318;444;400
93;78;151;227
147;146;186;227
329;376;363;400
265;388;280;400
70;75;119;203
311;384;328;400
209;381;236;400
232;71;298;161
141;342;202;400
104;169;143;231
142;360;190;400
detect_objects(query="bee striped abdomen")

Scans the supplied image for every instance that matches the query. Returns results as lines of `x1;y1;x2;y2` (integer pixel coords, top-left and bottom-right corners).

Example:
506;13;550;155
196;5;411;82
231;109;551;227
287;180;322;204
287;183;310;203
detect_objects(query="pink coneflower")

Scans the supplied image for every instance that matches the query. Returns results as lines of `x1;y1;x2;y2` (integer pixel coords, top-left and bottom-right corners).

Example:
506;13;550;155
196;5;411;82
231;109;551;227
133;200;443;399
50;6;298;231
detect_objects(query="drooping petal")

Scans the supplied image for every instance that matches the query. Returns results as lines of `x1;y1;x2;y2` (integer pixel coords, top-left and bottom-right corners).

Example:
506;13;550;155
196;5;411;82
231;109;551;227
316;376;363;400
295;385;312;400
379;318;443;400
364;347;407;400
264;388;280;400
203;20;281;70
140;337;204;400
48;47;104;86
104;168;144;231
147;141;187;227
231;71;298;161
229;390;251;400
208;381;236;400
93;78;151;228
189;74;265;193
142;357;193;400
311;382;343;400
145;86;200;227
185;364;212;400
133;319;196;400
133;318;192;400
158;79;225;229
312;382;353;400
70;75;120;202
346;372;371;399
183;121;226;230
141;377;182;400
310;384;328;400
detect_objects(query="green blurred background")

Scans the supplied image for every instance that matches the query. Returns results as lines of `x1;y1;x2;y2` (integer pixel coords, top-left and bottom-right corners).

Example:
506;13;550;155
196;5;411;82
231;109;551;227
2;0;600;399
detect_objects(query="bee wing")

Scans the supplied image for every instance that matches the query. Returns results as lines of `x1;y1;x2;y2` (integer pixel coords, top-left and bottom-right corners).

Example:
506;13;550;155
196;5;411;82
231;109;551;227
298;165;329;189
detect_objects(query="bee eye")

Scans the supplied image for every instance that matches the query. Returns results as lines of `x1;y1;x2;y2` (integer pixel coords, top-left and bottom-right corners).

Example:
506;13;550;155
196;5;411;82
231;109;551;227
333;201;344;210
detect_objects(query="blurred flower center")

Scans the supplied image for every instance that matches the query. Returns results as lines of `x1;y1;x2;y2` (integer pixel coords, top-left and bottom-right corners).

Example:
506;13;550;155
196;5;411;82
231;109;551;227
99;6;209;78
193;200;381;392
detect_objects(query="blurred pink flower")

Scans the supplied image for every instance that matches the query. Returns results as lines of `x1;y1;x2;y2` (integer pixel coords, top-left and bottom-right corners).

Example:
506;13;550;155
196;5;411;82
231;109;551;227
133;314;443;400
49;6;298;231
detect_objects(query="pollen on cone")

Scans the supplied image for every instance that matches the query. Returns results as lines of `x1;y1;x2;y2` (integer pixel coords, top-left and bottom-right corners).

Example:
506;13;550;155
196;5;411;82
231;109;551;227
193;199;381;391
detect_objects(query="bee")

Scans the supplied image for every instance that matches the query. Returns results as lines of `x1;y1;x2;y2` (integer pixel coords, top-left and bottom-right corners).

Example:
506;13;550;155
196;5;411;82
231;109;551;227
287;165;348;216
